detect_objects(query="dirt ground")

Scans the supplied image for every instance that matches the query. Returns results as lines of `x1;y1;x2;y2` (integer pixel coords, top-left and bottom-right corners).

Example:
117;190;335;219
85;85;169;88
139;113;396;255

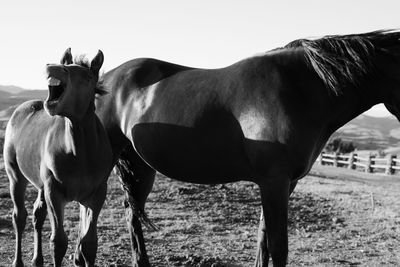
1;161;400;266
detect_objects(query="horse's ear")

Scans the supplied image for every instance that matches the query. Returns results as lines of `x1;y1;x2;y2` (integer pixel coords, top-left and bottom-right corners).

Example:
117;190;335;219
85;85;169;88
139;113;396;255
60;48;73;65
90;50;104;75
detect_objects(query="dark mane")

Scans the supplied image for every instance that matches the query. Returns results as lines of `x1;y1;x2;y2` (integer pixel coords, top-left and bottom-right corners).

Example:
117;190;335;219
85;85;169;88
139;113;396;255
74;55;108;96
284;29;400;95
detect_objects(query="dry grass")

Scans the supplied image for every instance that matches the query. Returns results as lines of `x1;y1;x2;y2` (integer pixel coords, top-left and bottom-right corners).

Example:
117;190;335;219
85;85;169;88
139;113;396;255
1;161;400;266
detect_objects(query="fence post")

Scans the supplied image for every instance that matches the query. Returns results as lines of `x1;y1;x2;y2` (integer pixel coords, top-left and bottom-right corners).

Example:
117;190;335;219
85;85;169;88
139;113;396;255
348;152;356;170
386;154;396;175
333;152;338;167
366;153;373;173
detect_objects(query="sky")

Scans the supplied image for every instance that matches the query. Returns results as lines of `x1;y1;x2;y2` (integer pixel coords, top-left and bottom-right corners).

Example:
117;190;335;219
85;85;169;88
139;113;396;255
1;0;400;117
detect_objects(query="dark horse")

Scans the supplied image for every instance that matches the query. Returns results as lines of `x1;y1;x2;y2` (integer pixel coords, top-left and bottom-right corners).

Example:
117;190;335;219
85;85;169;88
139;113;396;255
96;30;400;266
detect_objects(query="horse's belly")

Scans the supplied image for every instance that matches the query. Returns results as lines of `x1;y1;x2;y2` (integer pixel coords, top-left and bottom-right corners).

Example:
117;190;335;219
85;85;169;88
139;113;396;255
131;123;252;184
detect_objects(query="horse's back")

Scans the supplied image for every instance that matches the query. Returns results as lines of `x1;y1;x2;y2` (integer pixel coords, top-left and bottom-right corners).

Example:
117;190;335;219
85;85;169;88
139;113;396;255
104;58;192;90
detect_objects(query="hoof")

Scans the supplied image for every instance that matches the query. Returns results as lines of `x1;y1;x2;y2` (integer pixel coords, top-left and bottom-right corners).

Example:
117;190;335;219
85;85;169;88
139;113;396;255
32;256;44;267
74;251;85;267
12;259;24;267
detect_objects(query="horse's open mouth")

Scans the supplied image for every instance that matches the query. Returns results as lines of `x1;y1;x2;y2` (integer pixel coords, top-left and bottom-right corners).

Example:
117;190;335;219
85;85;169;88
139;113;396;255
46;77;65;106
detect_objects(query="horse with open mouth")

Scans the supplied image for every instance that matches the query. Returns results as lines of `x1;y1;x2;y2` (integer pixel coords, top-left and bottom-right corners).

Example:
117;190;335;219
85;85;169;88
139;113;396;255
96;30;400;266
3;48;113;267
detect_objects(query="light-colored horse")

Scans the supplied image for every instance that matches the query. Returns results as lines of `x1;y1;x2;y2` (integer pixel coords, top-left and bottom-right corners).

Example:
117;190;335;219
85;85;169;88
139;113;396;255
95;30;400;266
3;49;112;267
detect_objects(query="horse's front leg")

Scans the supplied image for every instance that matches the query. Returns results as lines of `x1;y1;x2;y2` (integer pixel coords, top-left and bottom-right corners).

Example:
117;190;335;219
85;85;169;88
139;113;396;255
255;175;290;267
74;182;107;267
32;189;47;267
115;145;156;267
255;180;297;266
44;182;68;267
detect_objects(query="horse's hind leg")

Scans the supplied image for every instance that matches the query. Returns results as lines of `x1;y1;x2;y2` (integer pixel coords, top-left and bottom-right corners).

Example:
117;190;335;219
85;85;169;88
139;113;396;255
115;145;155;267
74;182;107;267
254;180;297;267
32;189;47;267
6;164;28;267
255;211;268;266
44;182;67;267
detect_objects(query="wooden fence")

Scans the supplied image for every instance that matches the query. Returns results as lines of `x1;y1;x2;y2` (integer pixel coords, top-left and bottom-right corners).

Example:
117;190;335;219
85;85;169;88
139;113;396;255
317;152;400;175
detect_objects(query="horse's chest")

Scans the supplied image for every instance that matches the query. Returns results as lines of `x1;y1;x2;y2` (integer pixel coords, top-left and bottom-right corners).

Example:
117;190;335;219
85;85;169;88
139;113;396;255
45;152;108;199
54;170;106;201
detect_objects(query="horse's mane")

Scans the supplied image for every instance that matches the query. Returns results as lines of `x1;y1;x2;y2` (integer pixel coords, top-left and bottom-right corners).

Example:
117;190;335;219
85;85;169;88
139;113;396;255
284;29;400;95
74;55;108;96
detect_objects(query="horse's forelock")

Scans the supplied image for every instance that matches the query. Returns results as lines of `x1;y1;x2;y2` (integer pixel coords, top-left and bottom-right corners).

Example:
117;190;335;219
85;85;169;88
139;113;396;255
73;54;91;68
73;55;108;97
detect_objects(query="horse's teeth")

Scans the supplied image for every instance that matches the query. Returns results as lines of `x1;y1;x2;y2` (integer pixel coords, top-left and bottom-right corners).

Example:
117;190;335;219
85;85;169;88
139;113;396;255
47;77;61;86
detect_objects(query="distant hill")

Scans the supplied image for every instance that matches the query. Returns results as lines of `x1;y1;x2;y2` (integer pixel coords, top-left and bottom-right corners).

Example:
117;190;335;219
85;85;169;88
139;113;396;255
0;86;46;120
0;85;25;94
0;90;11;99
12;89;47;99
331;114;400;150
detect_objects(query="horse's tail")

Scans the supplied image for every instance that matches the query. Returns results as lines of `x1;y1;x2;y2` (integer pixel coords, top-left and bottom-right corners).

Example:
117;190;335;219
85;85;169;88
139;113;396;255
114;155;158;231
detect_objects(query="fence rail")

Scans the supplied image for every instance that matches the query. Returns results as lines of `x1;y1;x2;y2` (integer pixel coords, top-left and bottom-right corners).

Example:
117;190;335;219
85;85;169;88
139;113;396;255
317;152;398;175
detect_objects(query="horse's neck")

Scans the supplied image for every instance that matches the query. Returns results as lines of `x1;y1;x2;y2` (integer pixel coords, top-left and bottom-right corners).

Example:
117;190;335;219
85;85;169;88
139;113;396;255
62;111;101;156
325;91;376;134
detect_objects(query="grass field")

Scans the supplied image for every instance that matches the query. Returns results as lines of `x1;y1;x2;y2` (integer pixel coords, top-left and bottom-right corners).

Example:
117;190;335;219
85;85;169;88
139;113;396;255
1;160;400;266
